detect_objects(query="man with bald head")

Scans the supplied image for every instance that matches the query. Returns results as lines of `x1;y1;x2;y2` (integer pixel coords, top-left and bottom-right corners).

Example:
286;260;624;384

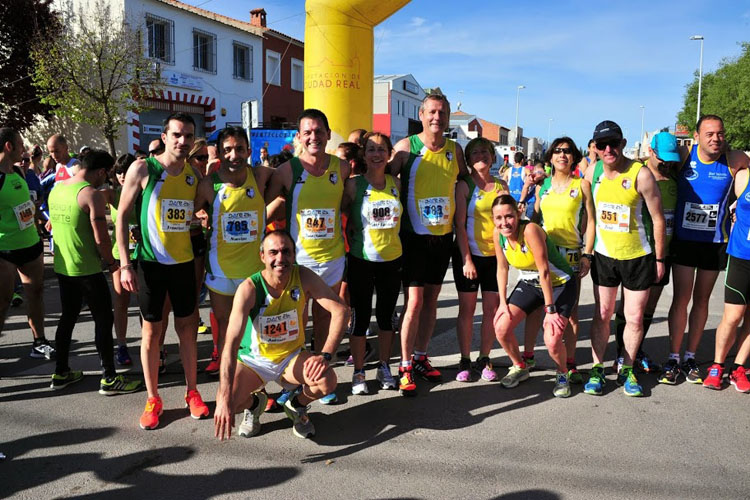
46;134;79;182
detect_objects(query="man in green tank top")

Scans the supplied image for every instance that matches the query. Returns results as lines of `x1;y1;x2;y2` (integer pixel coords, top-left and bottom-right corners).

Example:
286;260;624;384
0;127;53;359
48;149;141;395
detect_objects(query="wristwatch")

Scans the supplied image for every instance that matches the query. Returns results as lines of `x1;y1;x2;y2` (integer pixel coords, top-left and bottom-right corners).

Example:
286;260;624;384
581;253;593;261
320;352;332;362
545;304;557;314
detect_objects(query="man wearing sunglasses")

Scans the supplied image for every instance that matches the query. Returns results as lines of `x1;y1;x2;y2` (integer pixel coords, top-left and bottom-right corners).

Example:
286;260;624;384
584;120;667;397
663;114;750;386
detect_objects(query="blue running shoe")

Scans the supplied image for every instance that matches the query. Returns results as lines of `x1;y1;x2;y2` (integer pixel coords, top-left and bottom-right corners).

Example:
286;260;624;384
276;386;301;407
584;365;606;395
318;392;338;405
623;371;643;397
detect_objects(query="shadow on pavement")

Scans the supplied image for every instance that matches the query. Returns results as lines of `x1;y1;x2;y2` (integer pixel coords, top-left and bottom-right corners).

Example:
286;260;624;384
300;382;548;463
491;490;561;500
2;427;299;498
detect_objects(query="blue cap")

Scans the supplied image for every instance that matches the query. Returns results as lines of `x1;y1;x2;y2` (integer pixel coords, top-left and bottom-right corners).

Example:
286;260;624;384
650;132;680;162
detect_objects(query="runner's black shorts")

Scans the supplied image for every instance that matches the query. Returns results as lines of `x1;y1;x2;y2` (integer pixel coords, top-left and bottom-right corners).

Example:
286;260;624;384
725;255;750;305
451;247;498;293
0;239;43;268
654;257;672;287
401;231;453;287
591;252;655;291
508;279;578;318
347;255;402;336
137;260;196;321
671;239;727;271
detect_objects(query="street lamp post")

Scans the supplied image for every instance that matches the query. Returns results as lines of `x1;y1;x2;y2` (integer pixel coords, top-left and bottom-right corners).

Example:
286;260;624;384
514;85;525;147
690;35;704;123
640;105;645;156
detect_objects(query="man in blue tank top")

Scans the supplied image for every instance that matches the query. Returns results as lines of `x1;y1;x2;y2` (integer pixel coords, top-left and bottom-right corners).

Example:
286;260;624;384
660;115;750;385
505;152;526;203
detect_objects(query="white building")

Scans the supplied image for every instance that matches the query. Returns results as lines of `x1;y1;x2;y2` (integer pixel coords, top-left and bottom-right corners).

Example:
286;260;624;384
373;74;426;144
53;0;264;153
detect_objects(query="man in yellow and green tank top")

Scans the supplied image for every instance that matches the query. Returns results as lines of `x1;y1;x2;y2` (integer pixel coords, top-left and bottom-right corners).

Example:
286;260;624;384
116;112;209;430
194;126;273;378
47;150;141;395
584;120;667;398
213;231;349;440
265;109;351;404
0;127;52;359
389;94;469;396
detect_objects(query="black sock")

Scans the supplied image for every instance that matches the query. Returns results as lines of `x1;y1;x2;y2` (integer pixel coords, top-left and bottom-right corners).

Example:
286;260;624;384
247;394;259;411
33;337;47;346
291;395;305;408
731;363;742;373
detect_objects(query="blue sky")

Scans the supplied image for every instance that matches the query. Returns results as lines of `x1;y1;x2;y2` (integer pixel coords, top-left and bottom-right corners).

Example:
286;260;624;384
186;0;750;148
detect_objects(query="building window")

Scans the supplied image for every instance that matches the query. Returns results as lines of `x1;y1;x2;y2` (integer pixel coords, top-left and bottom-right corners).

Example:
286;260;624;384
145;14;174;64
193;29;216;74
233;42;252;81
266;50;281;86
291;58;303;92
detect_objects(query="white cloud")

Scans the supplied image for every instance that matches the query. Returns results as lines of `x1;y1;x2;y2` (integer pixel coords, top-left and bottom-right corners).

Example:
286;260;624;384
410;16;427;27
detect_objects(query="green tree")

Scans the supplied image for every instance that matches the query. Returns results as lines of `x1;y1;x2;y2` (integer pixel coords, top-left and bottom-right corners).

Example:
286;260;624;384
0;0;62;132
677;42;750;150
30;0;162;156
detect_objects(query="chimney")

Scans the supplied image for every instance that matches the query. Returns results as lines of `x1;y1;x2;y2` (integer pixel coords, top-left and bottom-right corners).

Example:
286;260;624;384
250;8;266;28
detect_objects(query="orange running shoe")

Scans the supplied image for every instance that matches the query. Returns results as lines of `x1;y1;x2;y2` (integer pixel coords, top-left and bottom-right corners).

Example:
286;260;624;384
140;396;163;430
205;349;219;375
185;389;210;419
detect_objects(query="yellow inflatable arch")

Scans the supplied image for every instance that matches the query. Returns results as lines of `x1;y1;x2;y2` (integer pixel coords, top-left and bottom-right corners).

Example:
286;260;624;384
304;0;411;148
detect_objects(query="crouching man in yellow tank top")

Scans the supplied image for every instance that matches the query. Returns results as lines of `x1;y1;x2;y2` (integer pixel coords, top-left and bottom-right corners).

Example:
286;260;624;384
214;231;349;440
583;121;666;397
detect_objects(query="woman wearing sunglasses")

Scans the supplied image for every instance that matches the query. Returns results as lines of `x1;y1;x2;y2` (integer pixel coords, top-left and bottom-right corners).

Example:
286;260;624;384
453;137;508;382
522;137;594;388
492;194;578;397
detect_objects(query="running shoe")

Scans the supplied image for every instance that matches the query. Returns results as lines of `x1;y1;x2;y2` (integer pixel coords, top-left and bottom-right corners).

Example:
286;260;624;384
197;318;209;335
553;372;571;398
265;393;277;412
283;399;315;439
702;363;724;390
11;292;23;307
376;362;397;390
115;345;132;366
205;349;220;375
185;389;210;419
351;371;369;395
30;339;55;360
139;396;163;430
729;365;750;393
319;392;338;405
238;392;268;438
682;358;703;384
567;367;583;385
455;358;472;383
412;355;442;382
476;356;498;382
616;367;628;387
276;386;301;407
636;351;661;374
658;359;681;385
50;370;83;390
623;371;643;397
99;375;142;396
159;348;167;374
500;365;530;388
398;365;417;396
584;366;606;395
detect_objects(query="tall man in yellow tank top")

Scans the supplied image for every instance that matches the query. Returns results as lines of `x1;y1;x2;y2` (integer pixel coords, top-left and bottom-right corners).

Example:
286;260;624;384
265;109;351;403
583;120;666;397
117;113;209;430
389;94;469;395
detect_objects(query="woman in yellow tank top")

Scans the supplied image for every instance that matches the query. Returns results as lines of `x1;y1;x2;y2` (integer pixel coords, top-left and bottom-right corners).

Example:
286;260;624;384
525;137;595;383
453;138;508;383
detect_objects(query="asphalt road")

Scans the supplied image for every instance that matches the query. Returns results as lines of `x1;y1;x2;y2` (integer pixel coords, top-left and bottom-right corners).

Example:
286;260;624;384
1;251;749;500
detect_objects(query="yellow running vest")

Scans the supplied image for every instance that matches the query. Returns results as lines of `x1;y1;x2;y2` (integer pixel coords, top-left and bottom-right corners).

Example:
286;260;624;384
591;161;652;260
465;176;504;257
538;176;585;250
206;168;265;279
287;155;345;265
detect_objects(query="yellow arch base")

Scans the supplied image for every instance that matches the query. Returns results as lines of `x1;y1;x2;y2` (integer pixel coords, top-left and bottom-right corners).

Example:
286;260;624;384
304;0;410;148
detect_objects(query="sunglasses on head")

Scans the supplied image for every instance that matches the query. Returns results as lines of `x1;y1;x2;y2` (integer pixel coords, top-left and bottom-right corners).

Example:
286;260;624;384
595;139;621;151
115;169;127;175
553;147;573;154
192;155;209;161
